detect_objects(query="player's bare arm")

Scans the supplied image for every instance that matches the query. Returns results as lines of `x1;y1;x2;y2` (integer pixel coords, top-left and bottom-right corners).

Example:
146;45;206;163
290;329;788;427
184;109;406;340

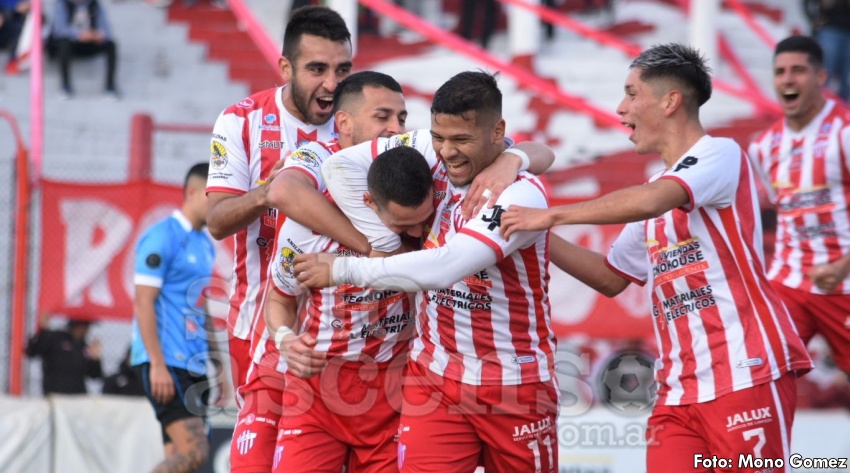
264;289;327;378
550;234;631;297
462;141;556;219
203;306;230;407
206;159;287;240
134;284;174;404
268;168;371;254
501;178;690;239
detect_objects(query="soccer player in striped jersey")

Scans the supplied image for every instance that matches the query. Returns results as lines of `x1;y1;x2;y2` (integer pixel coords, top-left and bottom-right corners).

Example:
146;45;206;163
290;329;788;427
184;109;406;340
293;71;559;473
500;43;813;472
204;6;352;407
748;35;850;386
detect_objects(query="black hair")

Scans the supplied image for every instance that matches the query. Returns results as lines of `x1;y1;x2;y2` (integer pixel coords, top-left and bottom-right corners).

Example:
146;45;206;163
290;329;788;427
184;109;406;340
184;162;209;190
430;70;502;125
283;6;351;62
774;35;823;69
631;43;713;111
367;146;432;208
332;71;404;115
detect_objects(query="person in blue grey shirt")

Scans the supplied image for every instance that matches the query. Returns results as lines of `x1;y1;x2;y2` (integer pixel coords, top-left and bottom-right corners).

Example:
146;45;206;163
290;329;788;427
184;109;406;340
49;0;117;98
130;162;225;473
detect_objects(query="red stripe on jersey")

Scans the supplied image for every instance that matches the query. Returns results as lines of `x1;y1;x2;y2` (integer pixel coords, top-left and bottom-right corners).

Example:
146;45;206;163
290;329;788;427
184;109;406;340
436;302;464;380
521;241;555;379
469;278;502;384
229;230;250;335
839;143;850;293
667;210;700;401
414;295;436;369
499;254;530;383
206;187;245;196
648;218;675;405
459;229;505;260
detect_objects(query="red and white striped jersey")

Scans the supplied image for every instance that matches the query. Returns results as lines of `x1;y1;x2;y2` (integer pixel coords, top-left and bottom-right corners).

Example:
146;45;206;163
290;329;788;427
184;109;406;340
267;215;416;369
205;87;336;341
748;99;850;294
323;130;557;386
606;136;812;406
244;139;350;377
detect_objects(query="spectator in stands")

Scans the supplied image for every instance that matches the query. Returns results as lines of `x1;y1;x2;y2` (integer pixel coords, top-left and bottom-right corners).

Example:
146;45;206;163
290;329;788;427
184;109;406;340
131;162;223;473
0;0;29;74
805;0;850;101
25;313;103;395
102;348;145;397
49;0;118;99
460;0;498;49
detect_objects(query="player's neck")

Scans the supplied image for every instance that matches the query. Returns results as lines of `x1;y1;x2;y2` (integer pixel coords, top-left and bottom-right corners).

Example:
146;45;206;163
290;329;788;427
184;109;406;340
180;206;204;231
785;96;827;132
280;87;309;124
660;121;706;169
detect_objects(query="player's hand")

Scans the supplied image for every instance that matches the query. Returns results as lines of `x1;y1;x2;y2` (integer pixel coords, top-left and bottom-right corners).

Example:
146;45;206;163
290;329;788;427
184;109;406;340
500;206;557;239
462;150;520;220
284;333;327;378
149;363;175;404
810;263;843;293
293;253;337;288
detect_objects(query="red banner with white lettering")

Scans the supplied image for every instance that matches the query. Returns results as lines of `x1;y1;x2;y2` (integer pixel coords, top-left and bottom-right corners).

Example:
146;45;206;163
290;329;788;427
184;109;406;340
39;180;233;321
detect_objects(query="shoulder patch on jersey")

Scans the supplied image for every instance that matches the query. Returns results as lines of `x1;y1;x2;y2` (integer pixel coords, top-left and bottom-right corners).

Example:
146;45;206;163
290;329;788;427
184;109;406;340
673;156;698;172
279;247;298;275
237;98;254;108
288;149;321;169
145;254;162;269
211;141;228;170
480;205;506;231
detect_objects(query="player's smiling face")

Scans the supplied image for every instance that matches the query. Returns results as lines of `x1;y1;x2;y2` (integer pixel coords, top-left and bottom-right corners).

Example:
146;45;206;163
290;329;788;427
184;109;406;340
281;34;353;126
430;111;505;187
773;51;826;126
616;68;664;155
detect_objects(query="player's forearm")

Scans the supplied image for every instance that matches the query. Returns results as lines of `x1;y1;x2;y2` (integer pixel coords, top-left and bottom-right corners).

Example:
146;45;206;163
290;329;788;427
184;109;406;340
831;252;850;279
334;235;497;291
271;173;370;254
206;188;269;240
512;141;555;175
134;295;166;366
550;234;629;297
265;289;298;337
551;184;678;226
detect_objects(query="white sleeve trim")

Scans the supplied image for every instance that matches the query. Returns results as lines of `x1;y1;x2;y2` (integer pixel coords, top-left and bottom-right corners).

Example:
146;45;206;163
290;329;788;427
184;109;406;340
333;233;498;292
134;274;164;288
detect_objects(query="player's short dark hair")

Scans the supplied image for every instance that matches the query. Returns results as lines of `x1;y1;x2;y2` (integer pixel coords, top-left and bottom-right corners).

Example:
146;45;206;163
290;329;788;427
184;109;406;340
631;43;712;111
184;162;209;190
332;71;404;115
368;146;432;208
431;71;502;125
774;35;823;69
283;6;351;62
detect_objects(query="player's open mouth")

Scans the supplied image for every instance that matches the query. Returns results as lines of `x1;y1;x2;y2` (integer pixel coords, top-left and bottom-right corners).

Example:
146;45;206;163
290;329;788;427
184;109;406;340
445;160;469;174
622;122;635;130
781;90;800;104
316;97;333;111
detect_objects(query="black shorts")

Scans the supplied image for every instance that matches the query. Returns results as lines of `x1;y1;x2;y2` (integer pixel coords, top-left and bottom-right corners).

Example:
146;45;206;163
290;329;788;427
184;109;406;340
134;363;209;443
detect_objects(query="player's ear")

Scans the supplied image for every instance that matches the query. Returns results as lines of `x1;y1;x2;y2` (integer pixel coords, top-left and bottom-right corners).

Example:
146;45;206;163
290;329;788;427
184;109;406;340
363;192;378;211
491;118;505;144
278;56;292;83
336;110;351;136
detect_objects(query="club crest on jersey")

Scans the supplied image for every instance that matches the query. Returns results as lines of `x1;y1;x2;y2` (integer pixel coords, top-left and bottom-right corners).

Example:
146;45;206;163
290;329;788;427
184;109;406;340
211;141;228;170
289;149;321;169
279;247;297;275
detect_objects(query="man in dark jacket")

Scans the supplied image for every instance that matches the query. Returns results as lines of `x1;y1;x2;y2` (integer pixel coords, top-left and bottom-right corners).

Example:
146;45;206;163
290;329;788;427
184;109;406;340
26;315;103;395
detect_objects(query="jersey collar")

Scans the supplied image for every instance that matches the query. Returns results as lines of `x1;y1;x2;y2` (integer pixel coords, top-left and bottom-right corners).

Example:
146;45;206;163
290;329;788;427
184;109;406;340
172;210;193;232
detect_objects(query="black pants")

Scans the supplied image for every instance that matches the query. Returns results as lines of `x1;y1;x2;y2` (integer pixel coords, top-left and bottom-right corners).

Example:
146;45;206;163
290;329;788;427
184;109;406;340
460;0;497;48
56;38;116;91
0;9;26;61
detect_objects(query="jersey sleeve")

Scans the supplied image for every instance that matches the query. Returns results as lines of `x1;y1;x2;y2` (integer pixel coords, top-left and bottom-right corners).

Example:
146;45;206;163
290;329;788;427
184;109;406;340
746;139;776;205
658;138;741;212
282;141;334;192
134;224;172;288
334;232;498;292
840;124;850;171
322;129;437;253
605;221;648;286
206;110;252;195
458;174;549;261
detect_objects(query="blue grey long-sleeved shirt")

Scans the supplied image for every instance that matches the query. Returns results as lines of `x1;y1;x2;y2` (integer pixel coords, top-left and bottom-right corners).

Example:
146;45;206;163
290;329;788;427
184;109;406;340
50;0;113;41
